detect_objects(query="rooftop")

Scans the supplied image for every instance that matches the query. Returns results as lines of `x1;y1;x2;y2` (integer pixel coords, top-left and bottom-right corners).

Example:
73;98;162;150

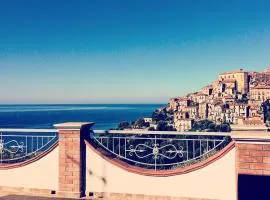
252;85;270;89
221;79;236;83
219;69;246;75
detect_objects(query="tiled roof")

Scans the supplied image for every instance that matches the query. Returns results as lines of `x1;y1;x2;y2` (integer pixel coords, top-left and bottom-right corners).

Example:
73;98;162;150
252;85;270;89
219;69;246;75
243;119;264;125
224;95;234;99
235;103;250;106
202;84;213;89
221;79;236;83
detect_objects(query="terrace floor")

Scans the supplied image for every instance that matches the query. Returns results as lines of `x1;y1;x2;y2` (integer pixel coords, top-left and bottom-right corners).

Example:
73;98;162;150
0;192;214;200
0;192;99;200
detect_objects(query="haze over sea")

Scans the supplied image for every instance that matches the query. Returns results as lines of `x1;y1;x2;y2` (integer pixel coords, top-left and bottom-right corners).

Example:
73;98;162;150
0;104;163;130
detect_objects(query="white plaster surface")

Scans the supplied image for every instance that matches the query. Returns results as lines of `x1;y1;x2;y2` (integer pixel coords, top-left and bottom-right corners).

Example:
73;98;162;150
86;147;236;200
0;147;59;190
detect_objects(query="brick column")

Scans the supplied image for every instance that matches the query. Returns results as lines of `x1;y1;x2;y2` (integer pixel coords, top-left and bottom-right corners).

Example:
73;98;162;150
232;131;270;176
232;131;270;200
54;122;94;199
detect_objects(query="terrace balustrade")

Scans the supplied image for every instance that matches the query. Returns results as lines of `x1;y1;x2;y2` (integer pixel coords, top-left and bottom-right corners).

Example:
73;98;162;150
91;130;231;170
0;127;231;169
3;123;265;200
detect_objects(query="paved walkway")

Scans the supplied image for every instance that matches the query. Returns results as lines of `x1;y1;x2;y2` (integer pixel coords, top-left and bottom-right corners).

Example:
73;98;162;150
0;193;70;200
0;192;99;200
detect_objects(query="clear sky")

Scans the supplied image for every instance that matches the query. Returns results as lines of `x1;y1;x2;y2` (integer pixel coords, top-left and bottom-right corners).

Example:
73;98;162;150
1;0;270;104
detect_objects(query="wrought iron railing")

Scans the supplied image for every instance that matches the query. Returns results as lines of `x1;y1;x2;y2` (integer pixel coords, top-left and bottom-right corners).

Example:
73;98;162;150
0;127;231;169
0;129;58;164
91;130;231;170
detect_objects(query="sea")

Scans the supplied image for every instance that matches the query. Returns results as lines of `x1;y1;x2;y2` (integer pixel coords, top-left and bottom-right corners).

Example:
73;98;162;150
0;104;163;130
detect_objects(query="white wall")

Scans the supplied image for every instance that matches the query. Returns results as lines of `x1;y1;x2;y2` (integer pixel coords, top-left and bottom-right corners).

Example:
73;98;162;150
0;147;59;190
86;146;236;200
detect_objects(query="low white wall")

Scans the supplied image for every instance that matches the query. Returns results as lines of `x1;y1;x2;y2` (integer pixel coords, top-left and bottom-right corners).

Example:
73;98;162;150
86;146;236;200
0;147;59;190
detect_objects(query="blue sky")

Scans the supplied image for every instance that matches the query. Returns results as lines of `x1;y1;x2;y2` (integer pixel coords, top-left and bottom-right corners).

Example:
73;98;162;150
1;0;270;104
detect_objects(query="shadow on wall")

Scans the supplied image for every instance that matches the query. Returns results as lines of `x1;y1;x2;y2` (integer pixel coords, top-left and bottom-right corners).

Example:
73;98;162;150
238;174;270;200
67;152;107;194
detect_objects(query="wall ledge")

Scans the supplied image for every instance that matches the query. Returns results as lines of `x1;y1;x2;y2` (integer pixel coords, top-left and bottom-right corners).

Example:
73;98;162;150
232;131;270;143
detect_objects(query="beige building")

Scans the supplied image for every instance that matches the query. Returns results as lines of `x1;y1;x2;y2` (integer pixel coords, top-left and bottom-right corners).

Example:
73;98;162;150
222;95;235;104
208;103;223;123
168;98;179;111
218;69;249;94
174;119;194;131
237;116;264;126
167;68;270;127
200;85;213;96
194;92;208;104
169;97;191;111
220;79;236;95
250;85;270;103
143;118;153;123
198;102;208;119
249;69;270;87
249;103;264;120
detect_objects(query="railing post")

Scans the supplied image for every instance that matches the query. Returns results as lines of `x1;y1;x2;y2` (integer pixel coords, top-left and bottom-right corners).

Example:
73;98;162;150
54;122;94;199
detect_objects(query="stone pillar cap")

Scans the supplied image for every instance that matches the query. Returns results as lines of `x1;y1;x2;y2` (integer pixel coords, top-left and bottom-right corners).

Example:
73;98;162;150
231;131;270;142
54;122;95;130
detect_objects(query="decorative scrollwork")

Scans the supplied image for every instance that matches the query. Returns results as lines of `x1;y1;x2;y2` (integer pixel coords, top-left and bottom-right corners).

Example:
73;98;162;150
92;133;230;170
0;131;58;164
0;140;25;154
128;143;184;160
0;140;4;153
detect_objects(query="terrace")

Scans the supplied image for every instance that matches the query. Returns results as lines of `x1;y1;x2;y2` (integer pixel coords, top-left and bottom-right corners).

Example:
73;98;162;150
0;122;269;200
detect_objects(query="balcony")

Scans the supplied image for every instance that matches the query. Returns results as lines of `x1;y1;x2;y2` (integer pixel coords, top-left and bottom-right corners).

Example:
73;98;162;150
0;122;269;199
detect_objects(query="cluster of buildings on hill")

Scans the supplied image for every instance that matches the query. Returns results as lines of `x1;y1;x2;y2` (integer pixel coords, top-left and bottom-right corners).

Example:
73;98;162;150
167;68;270;131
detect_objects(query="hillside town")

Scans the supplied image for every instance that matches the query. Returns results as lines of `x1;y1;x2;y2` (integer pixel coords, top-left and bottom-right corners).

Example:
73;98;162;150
117;68;270;132
167;68;270;131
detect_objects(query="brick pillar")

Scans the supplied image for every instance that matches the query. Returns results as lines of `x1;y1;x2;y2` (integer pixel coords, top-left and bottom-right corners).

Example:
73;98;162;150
232;131;270;200
232;131;270;176
54;122;94;199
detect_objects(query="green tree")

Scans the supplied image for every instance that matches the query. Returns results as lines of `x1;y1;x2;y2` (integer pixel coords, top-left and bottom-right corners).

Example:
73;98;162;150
208;123;216;132
190;120;230;132
133;118;150;128
117;121;130;130
220;123;231;132
156;121;176;131
148;127;155;131
236;94;248;104
200;119;213;130
215;124;221;132
191;121;201;131
152;111;167;123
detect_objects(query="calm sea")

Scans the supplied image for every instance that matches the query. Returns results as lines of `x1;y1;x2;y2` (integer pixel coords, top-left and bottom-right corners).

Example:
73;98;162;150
0;104;163;130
